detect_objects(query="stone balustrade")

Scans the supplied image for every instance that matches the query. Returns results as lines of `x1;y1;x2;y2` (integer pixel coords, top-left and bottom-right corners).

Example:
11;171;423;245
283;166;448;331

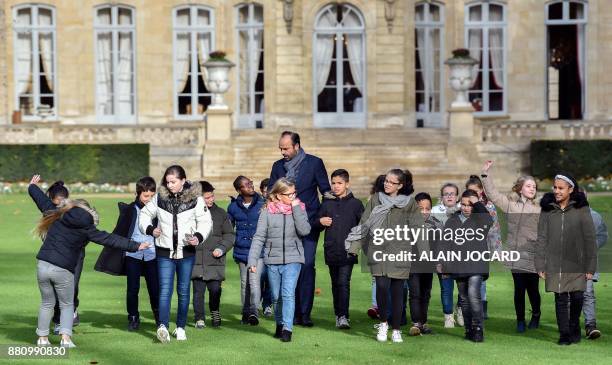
479;119;612;143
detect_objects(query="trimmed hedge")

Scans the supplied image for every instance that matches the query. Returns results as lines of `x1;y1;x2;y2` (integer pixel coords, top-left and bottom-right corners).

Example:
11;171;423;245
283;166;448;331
530;140;612;180
0;144;149;184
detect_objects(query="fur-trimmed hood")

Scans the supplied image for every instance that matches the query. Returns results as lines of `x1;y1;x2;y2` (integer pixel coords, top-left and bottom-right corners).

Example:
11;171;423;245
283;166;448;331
157;181;202;204
57;198;100;226
540;191;589;212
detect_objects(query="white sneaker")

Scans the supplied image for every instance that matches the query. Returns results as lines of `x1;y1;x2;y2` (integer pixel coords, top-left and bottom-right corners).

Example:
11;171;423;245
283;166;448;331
337;316;351;329
444;314;456;328
195;320;206;329
36;338;51;346
263;305;273;317
60;338;76;348
156;325;171;343
391;329;403;343
376;322;389;342
456;307;465;327
173;327;187;341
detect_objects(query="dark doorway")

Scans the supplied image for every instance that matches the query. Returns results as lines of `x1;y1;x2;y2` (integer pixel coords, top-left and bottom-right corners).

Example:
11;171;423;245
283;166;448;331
547;24;583;120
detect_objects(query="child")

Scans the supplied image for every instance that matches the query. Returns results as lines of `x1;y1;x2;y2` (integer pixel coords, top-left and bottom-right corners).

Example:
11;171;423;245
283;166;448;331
247;178;311;342
227;175;266;325
28;175;83;334
408;192;442;335
191;181;235;328
139;165;212;343
95;176;160;331
315;169;364;329
536;174;597;345
34;199;149;347
441;190;492;342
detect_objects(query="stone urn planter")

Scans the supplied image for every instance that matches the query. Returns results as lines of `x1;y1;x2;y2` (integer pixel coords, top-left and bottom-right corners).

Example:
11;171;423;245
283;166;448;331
445;49;478;108
203;51;236;110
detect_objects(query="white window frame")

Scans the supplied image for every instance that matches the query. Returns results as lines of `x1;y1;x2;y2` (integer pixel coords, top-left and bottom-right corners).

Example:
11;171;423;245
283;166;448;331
235;3;264;129
545;0;588;120
464;1;507;116
312;3;367;129
94;4;137;124
12;4;58;121
172;5;215;121
415;1;445;128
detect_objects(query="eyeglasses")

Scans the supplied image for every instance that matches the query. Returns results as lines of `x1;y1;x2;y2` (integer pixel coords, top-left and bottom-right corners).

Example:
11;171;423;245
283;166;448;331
384;179;401;186
281;192;297;197
442;193;457;197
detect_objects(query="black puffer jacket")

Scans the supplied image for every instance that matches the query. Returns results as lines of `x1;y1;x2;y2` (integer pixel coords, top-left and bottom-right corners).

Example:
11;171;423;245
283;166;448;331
315;193;364;265
37;201;141;273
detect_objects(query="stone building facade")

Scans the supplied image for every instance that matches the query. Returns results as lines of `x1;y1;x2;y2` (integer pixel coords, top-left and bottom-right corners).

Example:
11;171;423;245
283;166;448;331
0;0;610;195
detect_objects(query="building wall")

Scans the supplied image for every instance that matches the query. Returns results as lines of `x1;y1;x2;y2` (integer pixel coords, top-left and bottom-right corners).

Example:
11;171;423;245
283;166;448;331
1;0;609;126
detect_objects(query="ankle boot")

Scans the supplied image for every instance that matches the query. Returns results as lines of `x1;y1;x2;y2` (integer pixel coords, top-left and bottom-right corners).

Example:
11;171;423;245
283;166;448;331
280;329;292;342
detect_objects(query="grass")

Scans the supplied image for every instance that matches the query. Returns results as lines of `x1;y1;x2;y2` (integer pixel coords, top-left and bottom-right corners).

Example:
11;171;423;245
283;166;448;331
0;194;610;364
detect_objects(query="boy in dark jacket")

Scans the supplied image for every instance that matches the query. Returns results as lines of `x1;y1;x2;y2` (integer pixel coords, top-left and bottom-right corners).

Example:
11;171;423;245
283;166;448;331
94;176;160;331
191;181;235;328
315;169;364;329
441;190;492;343
228;176;266;325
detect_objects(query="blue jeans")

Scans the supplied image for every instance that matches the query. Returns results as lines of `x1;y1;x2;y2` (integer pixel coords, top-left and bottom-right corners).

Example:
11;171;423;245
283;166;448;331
267;263;302;332
157;255;195;329
438;274;454;315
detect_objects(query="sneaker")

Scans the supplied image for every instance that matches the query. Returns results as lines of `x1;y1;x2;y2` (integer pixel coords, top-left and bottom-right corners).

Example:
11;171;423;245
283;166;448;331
173;327;187;341
337;316;351;329
376;322;389;342
195;320;206;329
280;329;292;342
409;324;421;336
73;310;80;327
60;338;76;348
456;307;465;327
36;338;51;346
586;326;601;340
391;329;403;343
528;312;540;329
248;314;259;326
156;325;171;343
471;326;484;343
53;323;60;335
420;324;433;335
517;320;527;333
335;316;340;328
263;305;273;318
128;316;140;331
367;307;379;320
444;314;455;329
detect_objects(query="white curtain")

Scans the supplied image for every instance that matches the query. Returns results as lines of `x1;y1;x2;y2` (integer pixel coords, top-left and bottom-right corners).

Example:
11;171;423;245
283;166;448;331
576;24;584;90
344;11;363;94
15;11;33;99
314;10;335;95
175;10;190;95
489;6;504;88
116;10;134;116
38;11;53;92
197;33;211;91
96;10;112;115
239;30;249;114
251;29;263;108
468;29;482;88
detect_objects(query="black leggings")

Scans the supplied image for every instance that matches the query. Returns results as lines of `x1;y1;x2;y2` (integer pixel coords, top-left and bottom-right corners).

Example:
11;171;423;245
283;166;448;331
511;272;541;321
375;276;405;330
192;279;222;321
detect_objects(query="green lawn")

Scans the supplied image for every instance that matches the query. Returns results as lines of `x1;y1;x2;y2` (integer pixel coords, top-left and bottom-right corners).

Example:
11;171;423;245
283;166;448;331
0;194;610;364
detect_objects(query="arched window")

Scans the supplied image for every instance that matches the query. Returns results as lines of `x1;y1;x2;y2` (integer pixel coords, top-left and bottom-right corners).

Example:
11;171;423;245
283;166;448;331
173;5;215;119
465;1;506;114
236;3;264;129
94;5;136;123
546;0;587;120
313;3;366;128
415;2;444;127
13;4;57;120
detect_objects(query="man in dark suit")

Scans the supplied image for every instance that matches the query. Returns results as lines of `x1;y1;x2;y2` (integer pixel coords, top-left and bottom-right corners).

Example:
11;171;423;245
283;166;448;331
268;131;331;326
